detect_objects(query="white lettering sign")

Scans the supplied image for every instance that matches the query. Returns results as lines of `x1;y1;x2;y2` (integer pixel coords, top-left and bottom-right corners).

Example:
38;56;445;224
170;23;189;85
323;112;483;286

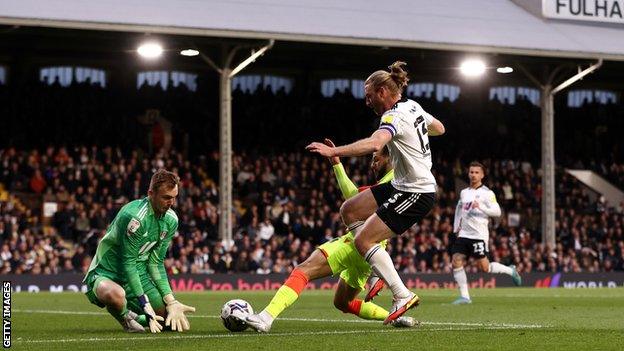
543;0;624;24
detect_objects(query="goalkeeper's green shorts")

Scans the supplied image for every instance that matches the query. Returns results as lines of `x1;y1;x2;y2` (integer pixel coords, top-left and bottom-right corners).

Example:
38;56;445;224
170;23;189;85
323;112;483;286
84;266;165;313
318;232;387;290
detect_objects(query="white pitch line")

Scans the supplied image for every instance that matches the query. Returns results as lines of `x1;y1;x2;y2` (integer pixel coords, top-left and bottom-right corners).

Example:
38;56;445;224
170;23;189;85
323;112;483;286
19;326;533;344
496;294;624;299
14;309;547;328
15;309;105;315
365;293;624;299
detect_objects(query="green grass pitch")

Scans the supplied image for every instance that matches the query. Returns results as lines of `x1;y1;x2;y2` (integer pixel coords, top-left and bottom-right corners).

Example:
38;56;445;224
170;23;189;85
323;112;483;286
9;288;624;350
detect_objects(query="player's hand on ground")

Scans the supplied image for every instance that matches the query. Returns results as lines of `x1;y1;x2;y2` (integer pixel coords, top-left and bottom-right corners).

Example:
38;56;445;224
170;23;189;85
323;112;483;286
306;141;334;157
139;294;164;333
148;315;164;333
165;300;196;332
144;304;164;333
323;139;340;165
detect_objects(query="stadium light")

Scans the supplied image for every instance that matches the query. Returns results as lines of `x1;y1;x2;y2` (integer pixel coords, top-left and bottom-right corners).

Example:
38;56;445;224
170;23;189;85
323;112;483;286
497;66;514;74
460;59;486;77
137;42;163;58
180;49;199;57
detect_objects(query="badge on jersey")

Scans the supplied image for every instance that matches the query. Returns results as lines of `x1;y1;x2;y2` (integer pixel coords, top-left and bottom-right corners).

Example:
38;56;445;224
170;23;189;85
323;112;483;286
380;114;398;136
160;231;167;240
381;114;395;124
127;218;141;236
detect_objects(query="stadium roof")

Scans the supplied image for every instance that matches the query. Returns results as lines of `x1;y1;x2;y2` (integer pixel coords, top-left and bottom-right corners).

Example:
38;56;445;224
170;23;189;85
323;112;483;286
0;0;623;61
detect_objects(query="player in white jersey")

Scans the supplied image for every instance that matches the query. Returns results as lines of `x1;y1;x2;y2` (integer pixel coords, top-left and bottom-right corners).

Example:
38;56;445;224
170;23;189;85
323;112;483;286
451;162;522;304
307;61;445;324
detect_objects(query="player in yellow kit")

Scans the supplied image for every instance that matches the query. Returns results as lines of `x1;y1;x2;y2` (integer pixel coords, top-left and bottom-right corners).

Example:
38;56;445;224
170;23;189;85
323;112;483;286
245;140;417;332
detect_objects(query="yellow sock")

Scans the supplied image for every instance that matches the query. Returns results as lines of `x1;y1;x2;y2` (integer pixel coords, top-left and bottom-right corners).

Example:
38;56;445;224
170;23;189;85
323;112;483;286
359;301;389;321
264;285;300;318
263;269;309;318
343;299;389;321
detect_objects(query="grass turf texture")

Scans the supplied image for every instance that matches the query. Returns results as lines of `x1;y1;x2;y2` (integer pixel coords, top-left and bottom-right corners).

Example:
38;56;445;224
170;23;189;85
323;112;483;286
10;288;624;350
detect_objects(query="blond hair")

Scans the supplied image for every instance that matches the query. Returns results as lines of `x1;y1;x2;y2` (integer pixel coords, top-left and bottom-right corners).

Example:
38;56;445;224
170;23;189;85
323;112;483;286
365;61;409;96
149;169;180;192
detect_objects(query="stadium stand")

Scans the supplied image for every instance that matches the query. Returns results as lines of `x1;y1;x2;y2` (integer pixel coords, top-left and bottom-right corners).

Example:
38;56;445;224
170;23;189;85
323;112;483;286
1;80;623;275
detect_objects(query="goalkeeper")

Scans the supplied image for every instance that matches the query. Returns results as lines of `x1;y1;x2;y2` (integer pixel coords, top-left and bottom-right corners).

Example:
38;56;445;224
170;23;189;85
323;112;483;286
83;169;195;333
246;139;415;333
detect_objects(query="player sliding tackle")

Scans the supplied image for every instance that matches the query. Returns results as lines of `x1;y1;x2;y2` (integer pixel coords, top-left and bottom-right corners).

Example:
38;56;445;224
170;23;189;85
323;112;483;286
83;170;195;333
307;62;445;324
245;140;417;332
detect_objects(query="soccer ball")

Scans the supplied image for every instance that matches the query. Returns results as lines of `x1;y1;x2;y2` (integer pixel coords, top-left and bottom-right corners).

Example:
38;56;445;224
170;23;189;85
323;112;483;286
221;299;254;332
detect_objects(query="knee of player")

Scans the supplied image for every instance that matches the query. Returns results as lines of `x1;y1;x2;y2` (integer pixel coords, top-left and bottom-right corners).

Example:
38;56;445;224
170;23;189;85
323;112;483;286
101;286;125;304
340;200;355;223
480;262;491;272
451;255;464;267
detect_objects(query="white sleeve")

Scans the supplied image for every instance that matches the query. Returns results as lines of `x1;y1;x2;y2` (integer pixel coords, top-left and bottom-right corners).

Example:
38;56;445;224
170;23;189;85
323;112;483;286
422;110;434;126
479;190;501;218
453;199;462;233
414;102;434;125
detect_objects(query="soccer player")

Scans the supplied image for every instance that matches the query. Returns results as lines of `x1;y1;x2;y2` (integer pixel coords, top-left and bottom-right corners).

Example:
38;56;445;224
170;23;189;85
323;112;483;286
307;61;445;324
245;140;416;333
451;162;522;304
83;169;196;333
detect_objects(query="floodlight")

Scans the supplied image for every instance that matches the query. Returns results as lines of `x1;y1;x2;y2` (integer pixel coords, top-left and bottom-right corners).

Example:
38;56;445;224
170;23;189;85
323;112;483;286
460;59;486;77
137;43;163;58
180;49;199;57
497;66;513;74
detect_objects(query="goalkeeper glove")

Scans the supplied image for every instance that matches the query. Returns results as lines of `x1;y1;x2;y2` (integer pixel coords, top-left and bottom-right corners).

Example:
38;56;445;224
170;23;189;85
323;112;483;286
138;294;164;333
164;294;196;332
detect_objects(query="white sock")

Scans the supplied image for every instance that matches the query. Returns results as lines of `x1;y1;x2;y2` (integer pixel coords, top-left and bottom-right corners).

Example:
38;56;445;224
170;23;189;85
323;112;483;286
258;310;274;325
489;262;513;275
453;267;470;299
364;245;411;299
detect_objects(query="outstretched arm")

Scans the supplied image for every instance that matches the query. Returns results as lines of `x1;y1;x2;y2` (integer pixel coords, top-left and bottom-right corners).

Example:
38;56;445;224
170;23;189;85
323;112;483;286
306;129;392;158
324;138;360;199
148;221;196;332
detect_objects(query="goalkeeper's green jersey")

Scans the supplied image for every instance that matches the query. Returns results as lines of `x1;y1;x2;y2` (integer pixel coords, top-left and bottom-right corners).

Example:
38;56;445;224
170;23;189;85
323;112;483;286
84;197;178;298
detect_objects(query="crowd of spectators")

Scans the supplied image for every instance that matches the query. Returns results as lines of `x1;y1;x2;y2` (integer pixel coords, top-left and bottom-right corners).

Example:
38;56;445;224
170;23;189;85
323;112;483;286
1;145;623;276
1;78;623;276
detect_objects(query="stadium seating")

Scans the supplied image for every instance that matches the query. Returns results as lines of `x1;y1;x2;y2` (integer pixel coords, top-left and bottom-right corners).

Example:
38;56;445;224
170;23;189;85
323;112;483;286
1;80;623;275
